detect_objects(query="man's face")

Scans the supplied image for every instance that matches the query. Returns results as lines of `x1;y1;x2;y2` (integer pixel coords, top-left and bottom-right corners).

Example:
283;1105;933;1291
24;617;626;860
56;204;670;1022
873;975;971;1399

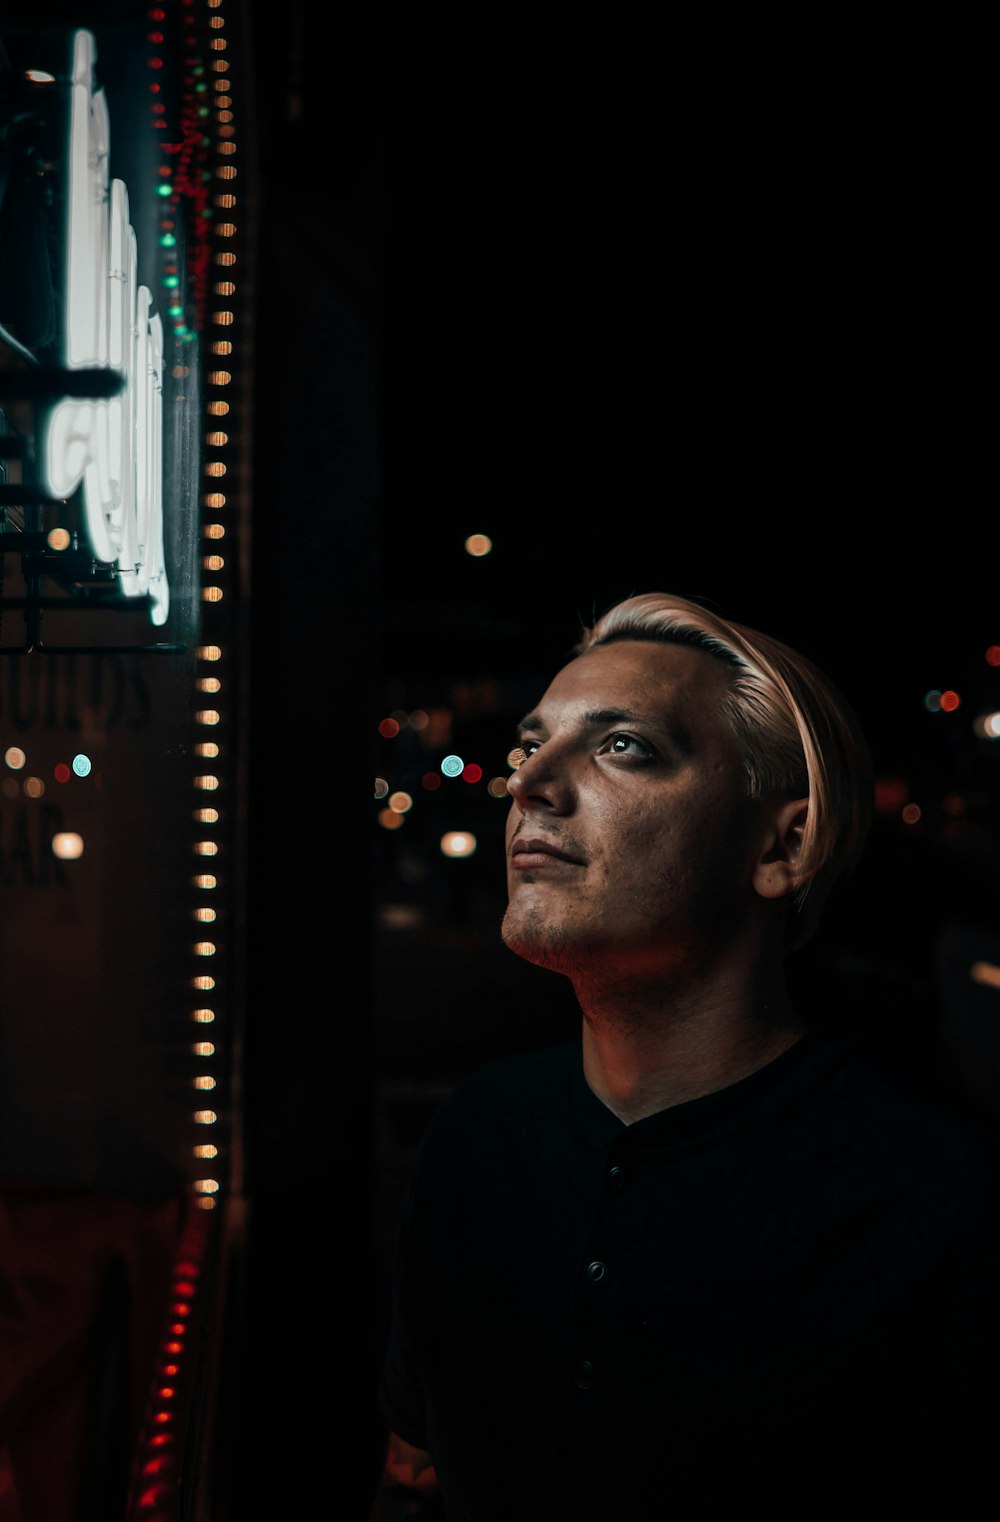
501;638;768;980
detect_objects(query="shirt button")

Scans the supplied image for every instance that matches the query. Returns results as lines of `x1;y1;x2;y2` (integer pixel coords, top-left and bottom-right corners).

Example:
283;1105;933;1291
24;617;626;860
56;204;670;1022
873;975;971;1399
607;1165;627;1192
586;1259;609;1286
574;1360;595;1389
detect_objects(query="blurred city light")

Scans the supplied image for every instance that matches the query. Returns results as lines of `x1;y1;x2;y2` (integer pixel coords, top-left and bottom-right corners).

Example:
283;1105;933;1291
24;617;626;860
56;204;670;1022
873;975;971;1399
52;833;85;859
441;831;477;858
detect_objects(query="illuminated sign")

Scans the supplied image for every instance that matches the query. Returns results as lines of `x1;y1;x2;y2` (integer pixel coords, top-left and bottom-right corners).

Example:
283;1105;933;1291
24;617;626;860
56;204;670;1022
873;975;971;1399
43;29;169;626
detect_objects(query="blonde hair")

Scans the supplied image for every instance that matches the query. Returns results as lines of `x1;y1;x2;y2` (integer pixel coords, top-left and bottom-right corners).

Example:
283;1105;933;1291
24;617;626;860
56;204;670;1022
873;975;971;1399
575;592;874;948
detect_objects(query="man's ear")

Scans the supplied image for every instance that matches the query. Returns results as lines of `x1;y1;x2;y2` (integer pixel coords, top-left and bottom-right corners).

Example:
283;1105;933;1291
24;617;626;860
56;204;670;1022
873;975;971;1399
751;797;809;902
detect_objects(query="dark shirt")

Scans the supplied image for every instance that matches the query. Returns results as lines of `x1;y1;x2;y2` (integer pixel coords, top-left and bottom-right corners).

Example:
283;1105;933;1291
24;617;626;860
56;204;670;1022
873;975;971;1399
378;1031;1000;1518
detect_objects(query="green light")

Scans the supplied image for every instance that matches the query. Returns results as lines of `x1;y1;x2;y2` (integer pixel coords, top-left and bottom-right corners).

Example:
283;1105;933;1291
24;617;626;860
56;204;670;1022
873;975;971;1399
168;304;184;317
198;107;209;117
159;232;177;248
163;275;179;288
157;183;172;197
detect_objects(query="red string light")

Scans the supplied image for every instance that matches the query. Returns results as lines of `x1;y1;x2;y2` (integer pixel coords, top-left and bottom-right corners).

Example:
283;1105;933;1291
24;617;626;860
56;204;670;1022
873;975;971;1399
125;1192;214;1518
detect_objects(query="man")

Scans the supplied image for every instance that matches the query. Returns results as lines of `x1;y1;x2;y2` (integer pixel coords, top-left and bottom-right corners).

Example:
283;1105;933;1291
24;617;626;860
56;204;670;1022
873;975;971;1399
370;592;1000;1519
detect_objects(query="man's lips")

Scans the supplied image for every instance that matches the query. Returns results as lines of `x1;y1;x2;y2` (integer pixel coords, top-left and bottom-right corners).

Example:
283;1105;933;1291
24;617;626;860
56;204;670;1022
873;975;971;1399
510;836;586;868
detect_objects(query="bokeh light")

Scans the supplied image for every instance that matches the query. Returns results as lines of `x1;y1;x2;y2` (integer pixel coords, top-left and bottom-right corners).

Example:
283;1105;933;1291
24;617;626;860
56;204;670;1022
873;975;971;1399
874;778;907;813
378;808;405;831
464;533;492;557
441;754;464;778
487;776;510;798
421;772;442;791
52;832;84;859
902;803;922;825
441;831;477;858
378;717;400;739
389;791;413;814
374;777;389;799
507;746;526;769
940;690;961;712
72;753;92;777
5;747;25;770
462;763;483;784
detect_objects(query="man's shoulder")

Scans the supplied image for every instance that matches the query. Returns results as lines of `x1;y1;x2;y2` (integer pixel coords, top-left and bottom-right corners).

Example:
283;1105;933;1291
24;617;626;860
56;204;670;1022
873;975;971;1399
420;1039;582;1150
811;1032;1000;1216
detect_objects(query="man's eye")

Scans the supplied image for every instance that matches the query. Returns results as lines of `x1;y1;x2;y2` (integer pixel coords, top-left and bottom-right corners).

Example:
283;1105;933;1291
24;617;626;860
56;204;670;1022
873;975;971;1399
607;732;651;757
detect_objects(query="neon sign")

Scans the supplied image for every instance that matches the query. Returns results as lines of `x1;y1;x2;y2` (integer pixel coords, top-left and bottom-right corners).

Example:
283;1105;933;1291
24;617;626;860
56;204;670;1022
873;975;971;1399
43;29;169;626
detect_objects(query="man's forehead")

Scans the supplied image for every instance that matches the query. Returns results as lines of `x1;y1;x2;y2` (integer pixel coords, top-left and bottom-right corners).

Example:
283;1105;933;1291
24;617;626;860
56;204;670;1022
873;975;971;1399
523;639;733;730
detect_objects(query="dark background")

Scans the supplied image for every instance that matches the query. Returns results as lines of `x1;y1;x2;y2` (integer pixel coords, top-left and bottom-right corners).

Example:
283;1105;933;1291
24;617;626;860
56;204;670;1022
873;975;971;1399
241;18;996;1518
10;5;991;1515
3;5;992;1515
241;11;998;1517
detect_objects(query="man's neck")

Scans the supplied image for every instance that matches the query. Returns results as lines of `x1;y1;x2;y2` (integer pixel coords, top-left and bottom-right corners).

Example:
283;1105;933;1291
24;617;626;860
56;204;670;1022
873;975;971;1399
577;964;805;1124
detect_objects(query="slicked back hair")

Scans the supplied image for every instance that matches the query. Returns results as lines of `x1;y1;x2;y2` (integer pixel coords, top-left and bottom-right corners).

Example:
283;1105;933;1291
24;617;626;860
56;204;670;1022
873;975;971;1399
575;592;874;949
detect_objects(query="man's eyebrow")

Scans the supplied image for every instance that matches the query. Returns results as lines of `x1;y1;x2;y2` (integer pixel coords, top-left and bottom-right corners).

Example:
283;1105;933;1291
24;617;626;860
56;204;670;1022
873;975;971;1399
585;707;655;728
586;708;693;752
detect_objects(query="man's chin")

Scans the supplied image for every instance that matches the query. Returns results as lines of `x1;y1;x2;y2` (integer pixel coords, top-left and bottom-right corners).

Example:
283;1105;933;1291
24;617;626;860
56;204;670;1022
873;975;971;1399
501;911;579;974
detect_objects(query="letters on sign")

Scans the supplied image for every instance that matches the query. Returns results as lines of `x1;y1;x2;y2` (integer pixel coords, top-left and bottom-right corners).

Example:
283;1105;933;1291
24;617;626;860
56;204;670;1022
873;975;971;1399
43;29;170;626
